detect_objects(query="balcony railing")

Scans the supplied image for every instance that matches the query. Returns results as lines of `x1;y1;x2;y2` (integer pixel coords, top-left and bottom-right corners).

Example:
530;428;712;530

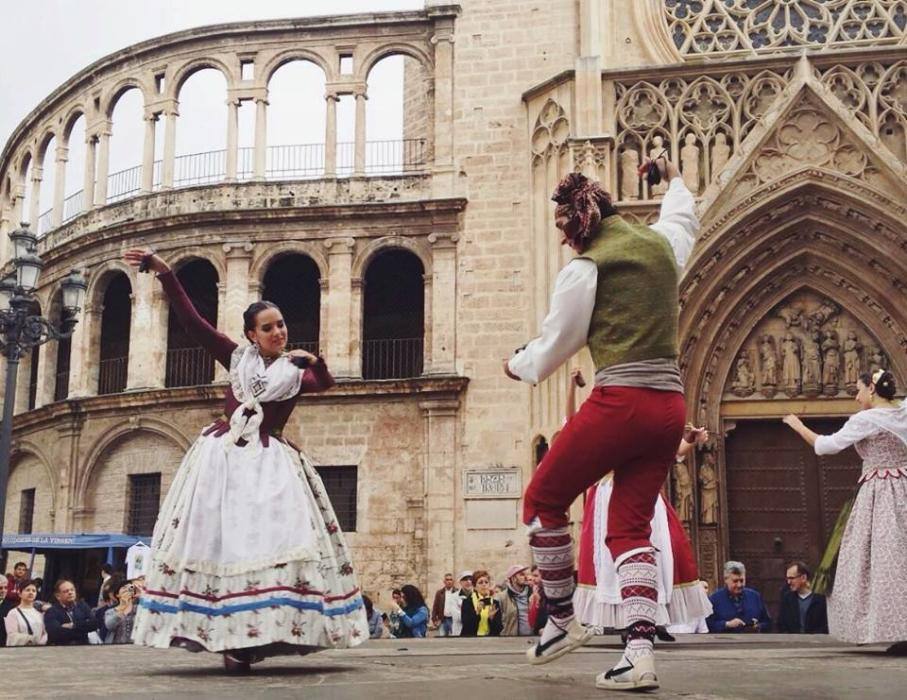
98;356;128;395
362;337;423;380
165;346;215;388
54;369;70;402
34;139;427;235
286;340;320;354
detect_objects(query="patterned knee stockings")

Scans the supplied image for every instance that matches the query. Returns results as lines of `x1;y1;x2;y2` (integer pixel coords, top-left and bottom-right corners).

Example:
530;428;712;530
529;526;575;622
618;550;658;661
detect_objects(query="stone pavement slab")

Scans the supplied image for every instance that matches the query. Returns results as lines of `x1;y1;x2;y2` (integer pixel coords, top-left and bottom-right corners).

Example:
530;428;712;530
1;634;903;699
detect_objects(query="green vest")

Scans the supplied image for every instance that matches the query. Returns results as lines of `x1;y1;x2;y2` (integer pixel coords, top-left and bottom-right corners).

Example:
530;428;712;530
578;215;679;371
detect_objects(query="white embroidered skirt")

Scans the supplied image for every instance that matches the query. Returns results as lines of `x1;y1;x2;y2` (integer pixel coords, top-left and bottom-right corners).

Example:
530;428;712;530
132;432;368;654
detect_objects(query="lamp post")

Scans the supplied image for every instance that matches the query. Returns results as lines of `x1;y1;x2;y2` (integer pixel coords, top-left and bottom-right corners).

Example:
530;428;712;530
0;222;86;559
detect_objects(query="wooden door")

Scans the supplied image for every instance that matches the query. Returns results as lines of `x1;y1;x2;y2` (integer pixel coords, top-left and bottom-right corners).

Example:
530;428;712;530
723;418;860;615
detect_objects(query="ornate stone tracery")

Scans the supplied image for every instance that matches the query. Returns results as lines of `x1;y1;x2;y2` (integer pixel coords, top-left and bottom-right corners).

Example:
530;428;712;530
664;0;907;57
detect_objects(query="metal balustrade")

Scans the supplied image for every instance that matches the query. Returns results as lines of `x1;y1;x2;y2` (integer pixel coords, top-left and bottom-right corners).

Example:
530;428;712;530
54;369;70;402
286;340;320;354
165;346;215;388
98;356;128;394
36;139;427;236
362;337;423;380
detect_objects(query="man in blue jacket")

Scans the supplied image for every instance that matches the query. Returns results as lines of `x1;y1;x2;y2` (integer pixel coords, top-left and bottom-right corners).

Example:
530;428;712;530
45;579;98;645
707;561;772;633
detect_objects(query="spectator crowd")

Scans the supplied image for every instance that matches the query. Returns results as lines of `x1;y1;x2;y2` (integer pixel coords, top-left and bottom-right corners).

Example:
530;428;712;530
3;556;828;646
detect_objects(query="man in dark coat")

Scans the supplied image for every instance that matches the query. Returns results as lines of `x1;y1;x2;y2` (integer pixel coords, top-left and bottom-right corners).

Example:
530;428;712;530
777;561;828;634
45;579;98;645
0;575;15;647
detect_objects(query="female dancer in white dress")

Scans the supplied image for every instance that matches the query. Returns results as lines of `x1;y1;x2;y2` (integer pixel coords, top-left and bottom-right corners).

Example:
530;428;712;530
784;369;907;654
124;250;368;671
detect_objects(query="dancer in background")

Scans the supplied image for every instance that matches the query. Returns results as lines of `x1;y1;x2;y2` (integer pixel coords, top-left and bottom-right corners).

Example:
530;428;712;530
574;425;712;636
783;370;907;655
124;249;367;672
505;156;698;691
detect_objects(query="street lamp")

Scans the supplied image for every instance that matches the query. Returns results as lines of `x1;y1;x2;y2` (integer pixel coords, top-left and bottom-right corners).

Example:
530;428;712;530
0;223;86;560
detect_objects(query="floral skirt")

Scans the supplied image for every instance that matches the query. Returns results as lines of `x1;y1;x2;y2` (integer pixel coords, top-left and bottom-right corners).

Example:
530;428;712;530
132;432;368;655
828;472;907;644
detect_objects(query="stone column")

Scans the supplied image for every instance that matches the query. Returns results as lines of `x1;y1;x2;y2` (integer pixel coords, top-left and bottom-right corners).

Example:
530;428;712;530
83;136;97;209
324;92;339;178
427;232;458;374
225;99;240;182
126;272;160;390
430;25;455;197
93;126;111;206
148;286;169;388
141;113;157;193
32;336;54;409
223;242;254;342
54;412;85;534
253;97;268;180
28;166;43;229
68;302;100;397
420;398;460;591
323;238;355;377
161;106;178;189
354;89;367;177
52;144;68;227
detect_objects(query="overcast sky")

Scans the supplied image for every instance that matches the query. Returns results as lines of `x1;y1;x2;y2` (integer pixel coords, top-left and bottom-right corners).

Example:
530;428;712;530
2;0;424;221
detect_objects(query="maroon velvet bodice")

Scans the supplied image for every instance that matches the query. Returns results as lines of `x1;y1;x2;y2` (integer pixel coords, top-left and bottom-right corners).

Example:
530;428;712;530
159;270;334;446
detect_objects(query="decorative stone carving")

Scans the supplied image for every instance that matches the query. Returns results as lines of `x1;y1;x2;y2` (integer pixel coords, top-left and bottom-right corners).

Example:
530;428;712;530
711;132;731;179
649;135;669;196
866;342;888;374
723;291;889;401
731;353;755;397
681;133;700;194
620;147;640;200
673;459;694;524
665;0;907;57
699;451;719;526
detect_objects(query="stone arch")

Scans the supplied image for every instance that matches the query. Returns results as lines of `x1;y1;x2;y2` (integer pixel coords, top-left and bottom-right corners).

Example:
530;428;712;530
76;420;191;512
165;247;226;282
261;50;331;85
5;443;57;534
62;106;88;144
359;43;434;83
85;260;136;307
249;241;328;284
351;235;432;280
36;128;59;163
170;58;236;99
102;78;151;119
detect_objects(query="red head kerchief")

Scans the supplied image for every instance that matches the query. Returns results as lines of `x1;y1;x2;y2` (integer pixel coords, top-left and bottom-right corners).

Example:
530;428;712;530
551;172;613;248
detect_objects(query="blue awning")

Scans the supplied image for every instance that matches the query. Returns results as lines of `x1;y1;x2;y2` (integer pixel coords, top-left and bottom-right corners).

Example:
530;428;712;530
1;533;146;551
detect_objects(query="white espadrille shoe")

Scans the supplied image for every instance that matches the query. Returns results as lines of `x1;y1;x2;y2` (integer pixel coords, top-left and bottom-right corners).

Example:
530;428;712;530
526;617;594;665
595;653;659;692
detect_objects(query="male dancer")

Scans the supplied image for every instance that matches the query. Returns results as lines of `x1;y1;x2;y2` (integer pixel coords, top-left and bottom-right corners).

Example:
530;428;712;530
504;157;698;690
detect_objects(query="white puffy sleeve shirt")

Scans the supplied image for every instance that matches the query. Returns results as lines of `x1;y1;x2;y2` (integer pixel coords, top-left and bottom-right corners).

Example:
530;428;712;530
508;178;699;385
814;413;880;456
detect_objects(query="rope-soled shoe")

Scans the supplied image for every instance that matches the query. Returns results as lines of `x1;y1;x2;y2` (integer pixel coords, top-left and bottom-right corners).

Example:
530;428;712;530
526;617;594;665
595;653;659;692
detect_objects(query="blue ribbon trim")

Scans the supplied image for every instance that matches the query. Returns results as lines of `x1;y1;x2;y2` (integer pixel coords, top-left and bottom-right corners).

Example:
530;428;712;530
139;595;363;618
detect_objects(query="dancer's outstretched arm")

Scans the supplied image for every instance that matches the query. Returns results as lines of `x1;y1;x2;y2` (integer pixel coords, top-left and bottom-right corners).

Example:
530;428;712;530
676;425;708;458
646;159;699;272
505;260;596;385
784;413;877;454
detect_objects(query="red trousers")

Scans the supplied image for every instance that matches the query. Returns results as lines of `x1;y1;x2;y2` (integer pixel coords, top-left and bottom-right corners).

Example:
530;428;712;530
523;386;686;561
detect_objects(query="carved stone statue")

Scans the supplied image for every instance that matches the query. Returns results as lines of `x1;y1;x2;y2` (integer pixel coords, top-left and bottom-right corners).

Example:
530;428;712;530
777;304;804;329
843;330;862;394
759;334;778;395
648;135;668;196
781;332;802;396
620;147;640;201
867;343;887;374
731;354;756;397
699;452;719;525
673;459;694;524
822;330;841;395
711;132;731;178
681;132;700;194
801;330;823;395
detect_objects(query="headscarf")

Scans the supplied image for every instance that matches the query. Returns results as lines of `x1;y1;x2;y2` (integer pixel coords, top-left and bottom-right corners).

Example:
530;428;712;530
551;172;614;248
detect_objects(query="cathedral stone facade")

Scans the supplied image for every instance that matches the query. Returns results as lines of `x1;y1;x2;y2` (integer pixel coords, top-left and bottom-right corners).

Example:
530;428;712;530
2;1;905;607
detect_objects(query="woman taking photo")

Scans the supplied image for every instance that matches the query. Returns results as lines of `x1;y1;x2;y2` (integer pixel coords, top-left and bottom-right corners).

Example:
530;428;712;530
4;580;47;646
783;369;907;654
124;249;367;671
389;585;430;638
105;580;139;645
460;570;502;637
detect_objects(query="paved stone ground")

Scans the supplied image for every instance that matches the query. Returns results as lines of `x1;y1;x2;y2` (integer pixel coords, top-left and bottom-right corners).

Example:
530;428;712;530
2;634;903;699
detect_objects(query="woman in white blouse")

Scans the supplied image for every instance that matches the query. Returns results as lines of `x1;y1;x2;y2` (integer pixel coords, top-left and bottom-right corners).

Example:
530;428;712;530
4;580;48;646
783;369;907;654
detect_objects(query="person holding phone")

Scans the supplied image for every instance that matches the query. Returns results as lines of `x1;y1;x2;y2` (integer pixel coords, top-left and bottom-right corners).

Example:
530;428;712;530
505;155;698;691
123;249;368;672
460;570;503;637
104;580;139;645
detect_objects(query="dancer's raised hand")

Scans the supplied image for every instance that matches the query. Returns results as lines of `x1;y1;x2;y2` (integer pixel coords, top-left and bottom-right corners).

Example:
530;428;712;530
124;248;169;275
639;155;680;182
